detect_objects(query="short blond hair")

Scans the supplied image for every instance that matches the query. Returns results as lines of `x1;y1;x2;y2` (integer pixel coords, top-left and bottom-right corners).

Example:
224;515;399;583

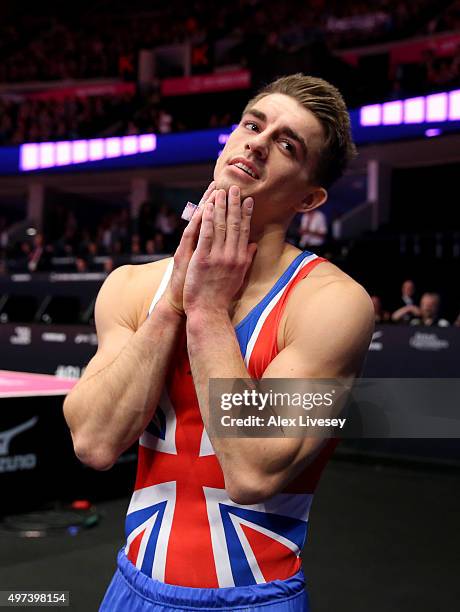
243;73;357;188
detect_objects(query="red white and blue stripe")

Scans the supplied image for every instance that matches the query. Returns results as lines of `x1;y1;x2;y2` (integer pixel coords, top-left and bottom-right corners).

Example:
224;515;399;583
124;250;336;587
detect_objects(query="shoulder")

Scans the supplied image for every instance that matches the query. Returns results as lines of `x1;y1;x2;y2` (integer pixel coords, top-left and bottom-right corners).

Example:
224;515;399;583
95;257;173;330
293;259;373;311
285;259;375;348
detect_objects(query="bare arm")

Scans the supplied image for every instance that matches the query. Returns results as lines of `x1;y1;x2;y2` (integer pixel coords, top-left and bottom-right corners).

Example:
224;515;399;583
187;280;374;504
63;182;216;470
391;304;420;322
63;262;184;470
183;188;373;504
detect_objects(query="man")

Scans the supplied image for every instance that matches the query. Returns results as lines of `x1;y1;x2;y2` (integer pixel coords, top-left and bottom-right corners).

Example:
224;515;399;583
297;208;328;250
391;279;417;323
409;292;449;327
63;74;374;611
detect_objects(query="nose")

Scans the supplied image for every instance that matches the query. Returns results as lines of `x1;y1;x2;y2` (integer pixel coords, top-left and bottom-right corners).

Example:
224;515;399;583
245;133;269;160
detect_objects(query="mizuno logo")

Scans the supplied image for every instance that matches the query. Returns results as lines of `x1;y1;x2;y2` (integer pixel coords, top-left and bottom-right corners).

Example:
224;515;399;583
0;417;38;456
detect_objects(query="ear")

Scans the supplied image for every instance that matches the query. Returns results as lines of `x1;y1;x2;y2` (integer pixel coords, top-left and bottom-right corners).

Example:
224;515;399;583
295;187;328;213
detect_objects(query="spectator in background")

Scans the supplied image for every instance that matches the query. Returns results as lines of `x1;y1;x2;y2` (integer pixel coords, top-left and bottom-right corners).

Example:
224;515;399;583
155;204;173;235
99;216;113;254
155;204;179;251
131;234;142;255
153;231;166;253
87;241;99;258
75;257;88;273
137;201;157;247
103;257;114;274
145;239;157;256
77;229;93;258
410;292;450;327
110;239;124;256
17;241;32;271
85;241;100;271
158;109;173;134
391;279;417;322
54;227;77;256
112;209;131;252
298;208;328;251
0;216;8;252
371;295;390;323
28;232;50;272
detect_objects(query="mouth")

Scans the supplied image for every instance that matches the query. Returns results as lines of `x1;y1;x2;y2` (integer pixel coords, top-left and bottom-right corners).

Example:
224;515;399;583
228;158;260;180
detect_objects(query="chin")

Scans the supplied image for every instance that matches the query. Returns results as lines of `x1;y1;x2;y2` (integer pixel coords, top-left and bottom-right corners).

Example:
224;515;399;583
215;176;232;191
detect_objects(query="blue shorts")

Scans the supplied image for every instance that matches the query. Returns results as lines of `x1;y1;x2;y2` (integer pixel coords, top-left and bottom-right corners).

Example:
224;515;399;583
99;549;309;611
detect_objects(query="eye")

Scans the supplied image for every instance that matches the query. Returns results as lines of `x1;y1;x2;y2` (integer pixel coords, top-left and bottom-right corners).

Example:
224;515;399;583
280;140;295;155
243;121;259;132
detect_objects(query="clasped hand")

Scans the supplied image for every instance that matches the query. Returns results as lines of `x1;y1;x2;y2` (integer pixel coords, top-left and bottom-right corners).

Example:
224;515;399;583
164;182;257;317
183;184;257;315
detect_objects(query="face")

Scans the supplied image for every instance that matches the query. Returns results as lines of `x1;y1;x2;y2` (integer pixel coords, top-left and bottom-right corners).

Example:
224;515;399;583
213;93;326;227
420;294;439;318
402;280;415;296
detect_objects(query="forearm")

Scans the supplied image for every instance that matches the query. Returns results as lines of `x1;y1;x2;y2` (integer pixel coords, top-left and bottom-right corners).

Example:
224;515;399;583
186;310;297;500
391;305;411;321
64;298;184;468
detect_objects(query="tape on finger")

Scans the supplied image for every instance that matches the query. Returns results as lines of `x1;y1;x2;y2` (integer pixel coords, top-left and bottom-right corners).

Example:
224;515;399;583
181;201;198;222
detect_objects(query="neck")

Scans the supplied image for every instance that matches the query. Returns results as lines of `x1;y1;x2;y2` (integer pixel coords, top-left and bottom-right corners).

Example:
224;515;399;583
239;223;302;292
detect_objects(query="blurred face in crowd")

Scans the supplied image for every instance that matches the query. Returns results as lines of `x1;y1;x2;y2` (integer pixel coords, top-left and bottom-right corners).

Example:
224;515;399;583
213;93;327;234
420;293;440;319
131;235;141;254
88;242;98;256
75;257;87;272
402;280;415;297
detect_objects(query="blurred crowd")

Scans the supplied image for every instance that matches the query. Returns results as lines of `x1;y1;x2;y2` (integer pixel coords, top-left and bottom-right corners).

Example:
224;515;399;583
371;280;460;327
0;0;458;144
1;204;460;327
0;202;183;275
0;0;452;84
0;94;178;146
1;34;459;144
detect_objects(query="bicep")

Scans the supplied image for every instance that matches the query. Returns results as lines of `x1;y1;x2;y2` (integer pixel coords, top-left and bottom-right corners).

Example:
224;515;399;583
265;281;374;379
73;266;137;385
255;281;374;481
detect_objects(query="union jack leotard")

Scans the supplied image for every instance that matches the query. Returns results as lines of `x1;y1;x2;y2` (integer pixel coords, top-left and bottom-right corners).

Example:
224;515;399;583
124;250;337;588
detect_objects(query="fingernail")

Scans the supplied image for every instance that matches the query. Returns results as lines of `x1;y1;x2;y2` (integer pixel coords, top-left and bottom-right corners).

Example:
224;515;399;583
246;198;254;210
230;185;240;197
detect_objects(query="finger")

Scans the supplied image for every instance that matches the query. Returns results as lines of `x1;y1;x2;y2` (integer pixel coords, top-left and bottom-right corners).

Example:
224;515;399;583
176;198;207;259
181;188;218;254
184;188;216;234
225;185;242;254
237;196;254;253
196;201;214;256
198;180;216;208
213;189;227;250
176;188;217;261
